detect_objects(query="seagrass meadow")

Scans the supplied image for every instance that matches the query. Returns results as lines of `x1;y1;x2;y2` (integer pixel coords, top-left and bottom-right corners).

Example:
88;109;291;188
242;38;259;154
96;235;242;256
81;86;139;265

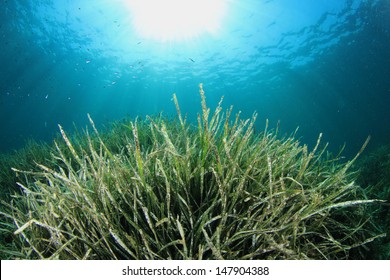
0;84;387;260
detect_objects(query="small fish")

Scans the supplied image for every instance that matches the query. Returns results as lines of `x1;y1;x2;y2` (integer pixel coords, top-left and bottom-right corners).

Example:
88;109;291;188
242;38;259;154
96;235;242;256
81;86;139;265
189;58;195;63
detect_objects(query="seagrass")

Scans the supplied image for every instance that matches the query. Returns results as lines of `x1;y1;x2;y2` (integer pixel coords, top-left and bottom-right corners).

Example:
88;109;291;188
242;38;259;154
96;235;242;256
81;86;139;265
0;84;385;259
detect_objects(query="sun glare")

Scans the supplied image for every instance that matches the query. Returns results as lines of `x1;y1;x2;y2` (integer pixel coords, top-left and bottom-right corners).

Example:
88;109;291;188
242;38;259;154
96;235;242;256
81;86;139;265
124;0;227;42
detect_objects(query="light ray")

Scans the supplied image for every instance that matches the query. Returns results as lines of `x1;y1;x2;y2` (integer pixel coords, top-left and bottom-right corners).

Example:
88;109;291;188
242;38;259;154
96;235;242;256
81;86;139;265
123;0;227;42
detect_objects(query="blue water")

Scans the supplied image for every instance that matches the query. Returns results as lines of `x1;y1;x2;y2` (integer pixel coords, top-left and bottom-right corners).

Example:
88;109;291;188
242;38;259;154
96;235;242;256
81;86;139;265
1;0;389;158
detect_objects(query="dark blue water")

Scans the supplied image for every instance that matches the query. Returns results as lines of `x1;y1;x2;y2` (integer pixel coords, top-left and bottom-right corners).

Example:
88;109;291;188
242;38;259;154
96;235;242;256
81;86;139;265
1;0;389;158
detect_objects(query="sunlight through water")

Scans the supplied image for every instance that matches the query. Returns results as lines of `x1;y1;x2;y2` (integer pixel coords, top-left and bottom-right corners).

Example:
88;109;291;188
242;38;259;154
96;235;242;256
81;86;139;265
123;0;228;42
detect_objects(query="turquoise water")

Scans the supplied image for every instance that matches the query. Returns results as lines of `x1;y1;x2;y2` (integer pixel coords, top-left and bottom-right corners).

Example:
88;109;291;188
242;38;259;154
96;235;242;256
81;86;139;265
1;0;389;158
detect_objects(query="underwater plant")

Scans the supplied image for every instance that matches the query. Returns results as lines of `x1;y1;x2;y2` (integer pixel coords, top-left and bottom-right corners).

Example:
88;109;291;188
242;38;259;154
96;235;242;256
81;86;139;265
356;145;390;259
0;84;385;259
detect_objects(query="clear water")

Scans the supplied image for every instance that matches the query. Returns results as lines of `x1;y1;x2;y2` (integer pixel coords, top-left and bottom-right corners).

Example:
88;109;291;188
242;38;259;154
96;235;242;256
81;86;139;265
1;0;389;158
